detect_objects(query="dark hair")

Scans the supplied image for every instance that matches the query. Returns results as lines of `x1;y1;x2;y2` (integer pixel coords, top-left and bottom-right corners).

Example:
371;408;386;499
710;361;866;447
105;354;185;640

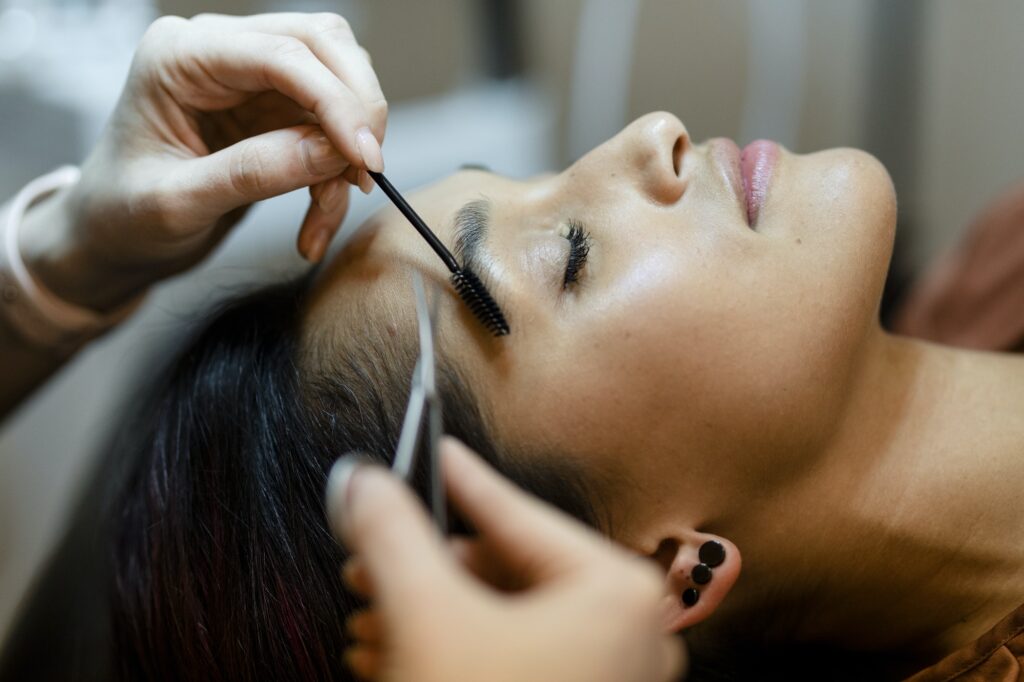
110;276;601;681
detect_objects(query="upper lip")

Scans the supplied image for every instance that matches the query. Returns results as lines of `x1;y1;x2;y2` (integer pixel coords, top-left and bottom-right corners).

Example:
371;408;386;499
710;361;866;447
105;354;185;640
707;138;748;226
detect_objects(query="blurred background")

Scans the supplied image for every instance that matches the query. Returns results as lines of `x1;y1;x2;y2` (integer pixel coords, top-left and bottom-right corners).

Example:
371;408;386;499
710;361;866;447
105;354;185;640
2;0;1023;651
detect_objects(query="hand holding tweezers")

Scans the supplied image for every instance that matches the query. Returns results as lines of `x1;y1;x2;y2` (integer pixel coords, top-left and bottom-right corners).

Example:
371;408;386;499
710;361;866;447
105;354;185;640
327;271;447;536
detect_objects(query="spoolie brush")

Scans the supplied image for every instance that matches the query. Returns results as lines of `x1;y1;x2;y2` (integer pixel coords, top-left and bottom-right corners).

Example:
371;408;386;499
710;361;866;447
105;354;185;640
368;171;510;337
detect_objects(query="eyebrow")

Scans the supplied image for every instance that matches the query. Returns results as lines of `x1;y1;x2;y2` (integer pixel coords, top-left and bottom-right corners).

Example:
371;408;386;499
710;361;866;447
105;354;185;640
452;199;492;275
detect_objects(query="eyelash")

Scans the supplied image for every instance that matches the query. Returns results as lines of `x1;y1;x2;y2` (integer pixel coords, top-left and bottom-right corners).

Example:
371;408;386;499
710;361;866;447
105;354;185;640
563;220;592;289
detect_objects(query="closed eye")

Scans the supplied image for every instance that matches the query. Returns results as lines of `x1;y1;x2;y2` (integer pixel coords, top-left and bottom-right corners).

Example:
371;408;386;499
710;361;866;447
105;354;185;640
563;220;591;289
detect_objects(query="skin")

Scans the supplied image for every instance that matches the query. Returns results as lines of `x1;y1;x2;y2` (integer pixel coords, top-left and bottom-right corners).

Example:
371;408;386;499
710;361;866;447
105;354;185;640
308;112;1024;674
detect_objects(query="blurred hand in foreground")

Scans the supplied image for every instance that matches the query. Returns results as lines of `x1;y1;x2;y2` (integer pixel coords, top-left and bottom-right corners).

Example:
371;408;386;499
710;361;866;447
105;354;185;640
329;437;687;682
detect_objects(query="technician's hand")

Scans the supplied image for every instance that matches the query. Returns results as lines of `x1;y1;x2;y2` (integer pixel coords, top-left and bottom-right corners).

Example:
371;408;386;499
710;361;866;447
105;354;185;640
69;12;385;293
328;438;687;682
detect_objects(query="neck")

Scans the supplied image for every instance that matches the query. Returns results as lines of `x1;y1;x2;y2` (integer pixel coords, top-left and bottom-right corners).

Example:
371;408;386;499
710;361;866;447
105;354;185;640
721;330;1024;666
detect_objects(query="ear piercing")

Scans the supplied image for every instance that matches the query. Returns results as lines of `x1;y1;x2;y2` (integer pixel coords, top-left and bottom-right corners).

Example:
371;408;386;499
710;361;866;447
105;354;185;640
699;540;726;567
691;563;712;585
681;541;726;608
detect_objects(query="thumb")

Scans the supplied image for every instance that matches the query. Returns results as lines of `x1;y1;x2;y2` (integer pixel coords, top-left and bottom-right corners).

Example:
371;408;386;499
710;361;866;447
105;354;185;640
181;124;350;220
326;457;461;613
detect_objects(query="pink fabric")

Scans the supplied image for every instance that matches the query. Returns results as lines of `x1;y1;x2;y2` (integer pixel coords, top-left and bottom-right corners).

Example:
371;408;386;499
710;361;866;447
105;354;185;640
894;182;1024;352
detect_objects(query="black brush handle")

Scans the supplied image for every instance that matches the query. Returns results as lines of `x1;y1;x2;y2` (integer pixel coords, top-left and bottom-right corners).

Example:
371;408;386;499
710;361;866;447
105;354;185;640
368;171;460;274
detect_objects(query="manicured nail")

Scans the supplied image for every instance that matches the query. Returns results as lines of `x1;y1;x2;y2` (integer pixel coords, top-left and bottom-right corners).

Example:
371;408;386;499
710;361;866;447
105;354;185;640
306;227;330;263
317;179;342;213
358;170;374;195
355;127;384;173
326;455;367;542
301;133;345;175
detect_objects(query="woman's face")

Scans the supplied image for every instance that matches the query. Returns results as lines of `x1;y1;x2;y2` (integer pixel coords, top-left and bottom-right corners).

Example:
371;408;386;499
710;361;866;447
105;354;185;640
312;112;896;543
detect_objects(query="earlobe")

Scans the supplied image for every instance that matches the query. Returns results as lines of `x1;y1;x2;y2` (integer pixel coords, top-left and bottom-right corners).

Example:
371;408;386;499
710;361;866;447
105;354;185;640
658;535;742;632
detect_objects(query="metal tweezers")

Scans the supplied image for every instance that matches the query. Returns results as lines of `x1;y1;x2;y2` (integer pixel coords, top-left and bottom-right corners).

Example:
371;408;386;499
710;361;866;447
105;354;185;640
391;272;447;534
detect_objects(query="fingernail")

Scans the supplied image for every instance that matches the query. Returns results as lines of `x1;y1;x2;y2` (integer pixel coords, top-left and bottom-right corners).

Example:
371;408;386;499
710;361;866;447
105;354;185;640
307;227;330;263
326;455;367;541
358;170;374;195
301;133;345;175
355;127;384;173
317;179;342;213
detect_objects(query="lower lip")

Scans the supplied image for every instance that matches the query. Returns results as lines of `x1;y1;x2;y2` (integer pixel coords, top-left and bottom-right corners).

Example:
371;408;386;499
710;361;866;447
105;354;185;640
740;140;779;227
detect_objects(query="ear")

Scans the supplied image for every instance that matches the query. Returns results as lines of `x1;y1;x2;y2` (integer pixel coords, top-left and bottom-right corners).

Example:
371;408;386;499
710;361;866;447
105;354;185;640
655;534;741;632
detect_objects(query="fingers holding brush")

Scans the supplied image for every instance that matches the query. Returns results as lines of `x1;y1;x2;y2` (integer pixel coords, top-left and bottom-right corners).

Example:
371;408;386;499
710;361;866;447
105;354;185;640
189;12;388;147
147;12;388;266
300;177;351;263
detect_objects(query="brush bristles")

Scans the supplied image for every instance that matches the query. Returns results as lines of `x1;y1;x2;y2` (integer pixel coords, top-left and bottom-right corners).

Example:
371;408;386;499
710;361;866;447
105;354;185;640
451;268;510;337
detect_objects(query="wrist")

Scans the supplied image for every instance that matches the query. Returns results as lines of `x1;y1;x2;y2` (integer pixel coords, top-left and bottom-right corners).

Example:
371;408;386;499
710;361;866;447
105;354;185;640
19;182;151;313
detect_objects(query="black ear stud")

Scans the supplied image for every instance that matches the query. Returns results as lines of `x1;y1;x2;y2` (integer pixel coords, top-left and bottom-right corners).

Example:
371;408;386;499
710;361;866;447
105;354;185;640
681;588;700;607
699;540;726;568
691;563;712;585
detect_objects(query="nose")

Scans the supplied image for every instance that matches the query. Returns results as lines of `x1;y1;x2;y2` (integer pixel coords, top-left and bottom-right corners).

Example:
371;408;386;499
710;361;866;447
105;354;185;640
571;112;690;204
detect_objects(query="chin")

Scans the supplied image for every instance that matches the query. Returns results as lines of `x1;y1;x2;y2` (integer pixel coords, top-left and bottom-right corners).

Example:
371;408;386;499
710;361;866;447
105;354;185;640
790;147;897;271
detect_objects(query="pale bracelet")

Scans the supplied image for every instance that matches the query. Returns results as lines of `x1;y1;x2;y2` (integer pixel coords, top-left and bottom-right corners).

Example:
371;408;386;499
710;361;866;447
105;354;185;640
0;166;143;354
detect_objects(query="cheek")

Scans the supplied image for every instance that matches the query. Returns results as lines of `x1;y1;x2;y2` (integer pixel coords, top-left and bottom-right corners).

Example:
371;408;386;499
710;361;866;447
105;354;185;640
562;194;892;460
492;153;896;466
791;148;897;300
781;149;897;360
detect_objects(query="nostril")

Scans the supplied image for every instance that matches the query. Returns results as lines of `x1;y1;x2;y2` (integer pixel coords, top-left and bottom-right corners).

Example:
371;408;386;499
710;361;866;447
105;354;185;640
672;136;686;176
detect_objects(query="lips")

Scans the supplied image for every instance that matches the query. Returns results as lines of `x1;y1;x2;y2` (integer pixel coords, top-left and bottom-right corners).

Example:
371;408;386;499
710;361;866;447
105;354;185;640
740;140;779;227
709;138;778;229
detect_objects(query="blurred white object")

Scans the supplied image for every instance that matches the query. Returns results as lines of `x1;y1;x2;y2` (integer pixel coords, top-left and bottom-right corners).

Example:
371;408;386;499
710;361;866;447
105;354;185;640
0;0;156;160
0;8;36;62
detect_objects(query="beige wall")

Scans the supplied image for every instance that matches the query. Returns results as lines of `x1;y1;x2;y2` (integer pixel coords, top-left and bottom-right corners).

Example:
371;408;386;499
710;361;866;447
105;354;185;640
628;1;749;142
521;0;751;164
798;1;873;151
916;0;1024;269
156;0;483;101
